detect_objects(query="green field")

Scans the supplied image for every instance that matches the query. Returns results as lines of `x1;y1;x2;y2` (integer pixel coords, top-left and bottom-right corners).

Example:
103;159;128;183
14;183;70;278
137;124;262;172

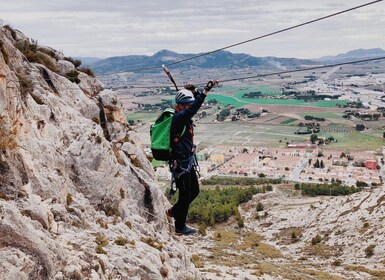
195;122;310;149
127;112;157;122
281;118;298;124
299;112;343;118
218;85;281;96
316;131;385;151
207;93;348;108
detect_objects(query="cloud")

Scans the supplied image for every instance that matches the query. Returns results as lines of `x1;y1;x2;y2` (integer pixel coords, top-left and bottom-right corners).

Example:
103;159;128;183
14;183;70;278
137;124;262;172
0;0;384;58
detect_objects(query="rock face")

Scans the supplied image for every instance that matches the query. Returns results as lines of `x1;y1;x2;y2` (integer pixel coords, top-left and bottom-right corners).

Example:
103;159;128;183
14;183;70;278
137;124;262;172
0;26;200;279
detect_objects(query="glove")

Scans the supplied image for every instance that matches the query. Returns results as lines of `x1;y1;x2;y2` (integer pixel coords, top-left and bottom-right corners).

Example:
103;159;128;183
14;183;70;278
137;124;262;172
184;83;196;91
204;80;219;92
204;81;214;92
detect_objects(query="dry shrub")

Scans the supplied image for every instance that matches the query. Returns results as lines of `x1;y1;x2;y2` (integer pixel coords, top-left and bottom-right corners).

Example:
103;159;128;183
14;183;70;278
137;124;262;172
64;57;82;67
16;39;57;72
65;70;80;84
78;67;95;77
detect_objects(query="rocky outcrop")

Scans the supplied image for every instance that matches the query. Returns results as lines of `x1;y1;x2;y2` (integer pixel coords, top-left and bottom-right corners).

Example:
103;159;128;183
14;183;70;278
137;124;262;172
0;26;200;279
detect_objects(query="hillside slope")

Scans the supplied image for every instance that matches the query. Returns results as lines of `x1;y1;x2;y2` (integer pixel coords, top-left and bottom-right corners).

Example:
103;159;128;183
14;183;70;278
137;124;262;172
0;26;200;279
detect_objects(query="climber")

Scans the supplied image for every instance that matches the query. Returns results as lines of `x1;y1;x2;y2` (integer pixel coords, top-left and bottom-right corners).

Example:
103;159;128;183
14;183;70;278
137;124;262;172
166;80;219;235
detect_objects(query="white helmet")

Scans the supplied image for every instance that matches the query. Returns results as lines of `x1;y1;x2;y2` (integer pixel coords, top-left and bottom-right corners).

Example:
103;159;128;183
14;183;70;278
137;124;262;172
175;89;195;104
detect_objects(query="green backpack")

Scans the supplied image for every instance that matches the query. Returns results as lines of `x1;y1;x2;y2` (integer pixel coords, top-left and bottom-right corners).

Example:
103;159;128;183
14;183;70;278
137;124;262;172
150;108;185;161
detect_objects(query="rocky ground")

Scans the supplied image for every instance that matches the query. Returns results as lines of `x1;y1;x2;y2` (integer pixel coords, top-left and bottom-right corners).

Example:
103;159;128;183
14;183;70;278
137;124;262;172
186;185;385;280
0;26;201;280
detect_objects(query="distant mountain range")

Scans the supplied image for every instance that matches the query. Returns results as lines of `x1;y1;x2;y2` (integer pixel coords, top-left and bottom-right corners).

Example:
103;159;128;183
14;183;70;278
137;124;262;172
316;48;385;62
81;48;385;74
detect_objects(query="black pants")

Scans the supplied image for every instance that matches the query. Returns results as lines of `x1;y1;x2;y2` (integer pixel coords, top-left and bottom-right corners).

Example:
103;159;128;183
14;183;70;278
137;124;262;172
172;168;199;230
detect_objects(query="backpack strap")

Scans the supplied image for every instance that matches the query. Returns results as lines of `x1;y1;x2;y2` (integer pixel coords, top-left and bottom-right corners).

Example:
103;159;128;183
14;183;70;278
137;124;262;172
172;124;186;145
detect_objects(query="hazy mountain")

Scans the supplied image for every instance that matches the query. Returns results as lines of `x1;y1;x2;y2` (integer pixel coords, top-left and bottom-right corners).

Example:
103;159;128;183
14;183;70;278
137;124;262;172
88;49;318;74
74;56;102;66
316;48;385;62
85;48;385;74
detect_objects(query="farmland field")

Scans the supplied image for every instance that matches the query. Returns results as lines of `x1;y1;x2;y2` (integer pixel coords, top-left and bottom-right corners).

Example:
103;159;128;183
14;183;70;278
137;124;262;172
126;112;158;122
299;112;344;119
119;71;385;152
316;131;384;151
281;118;298;124
207;93;348;108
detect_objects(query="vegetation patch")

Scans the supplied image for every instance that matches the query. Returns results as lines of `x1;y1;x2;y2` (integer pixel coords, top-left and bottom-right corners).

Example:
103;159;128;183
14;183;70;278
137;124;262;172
16;39;57;72
64;57;82;67
281;118;297;125
208;228;282;269
273;227;304;245
191;254;204;268
16;74;34;98
169;185;271;226
299;182;361;196
345;265;385;278
95;233;108;246
140;236;163;251
95;245;106;254
114;236;128;246
303;244;337;259
78;67;95;77
65;70;81;84
201;176;282;186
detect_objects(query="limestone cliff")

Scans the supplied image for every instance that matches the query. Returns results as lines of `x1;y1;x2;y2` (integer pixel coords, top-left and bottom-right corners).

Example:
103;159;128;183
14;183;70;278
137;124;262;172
0;26;200;279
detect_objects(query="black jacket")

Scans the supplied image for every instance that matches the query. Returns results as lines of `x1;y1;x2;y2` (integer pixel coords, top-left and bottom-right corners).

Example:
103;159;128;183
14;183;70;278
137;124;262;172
170;92;206;159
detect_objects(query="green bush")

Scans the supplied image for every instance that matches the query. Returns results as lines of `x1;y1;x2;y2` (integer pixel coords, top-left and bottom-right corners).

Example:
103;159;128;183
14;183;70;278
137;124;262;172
169;186;263;226
301;182;361;197
201;176;281;186
256;202;264;212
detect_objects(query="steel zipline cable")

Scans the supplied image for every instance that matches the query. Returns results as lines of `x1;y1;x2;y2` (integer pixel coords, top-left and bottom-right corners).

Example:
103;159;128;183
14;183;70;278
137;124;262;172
99;0;383;74
110;56;385;89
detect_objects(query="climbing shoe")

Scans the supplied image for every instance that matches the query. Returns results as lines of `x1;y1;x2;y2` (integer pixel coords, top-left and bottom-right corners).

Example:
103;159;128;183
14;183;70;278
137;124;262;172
175;226;197;236
165;208;173;218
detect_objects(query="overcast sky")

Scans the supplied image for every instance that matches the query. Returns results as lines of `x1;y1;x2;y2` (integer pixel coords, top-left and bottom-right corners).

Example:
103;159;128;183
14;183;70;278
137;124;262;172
0;0;384;59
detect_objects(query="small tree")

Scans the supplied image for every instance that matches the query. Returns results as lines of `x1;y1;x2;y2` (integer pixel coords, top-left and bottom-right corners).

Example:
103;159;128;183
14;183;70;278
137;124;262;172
310;134;318;144
355;124;365;131
256;202;264;212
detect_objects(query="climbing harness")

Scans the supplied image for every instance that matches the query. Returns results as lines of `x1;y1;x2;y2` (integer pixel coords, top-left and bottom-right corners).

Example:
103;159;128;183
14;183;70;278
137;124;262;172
168;154;200;196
